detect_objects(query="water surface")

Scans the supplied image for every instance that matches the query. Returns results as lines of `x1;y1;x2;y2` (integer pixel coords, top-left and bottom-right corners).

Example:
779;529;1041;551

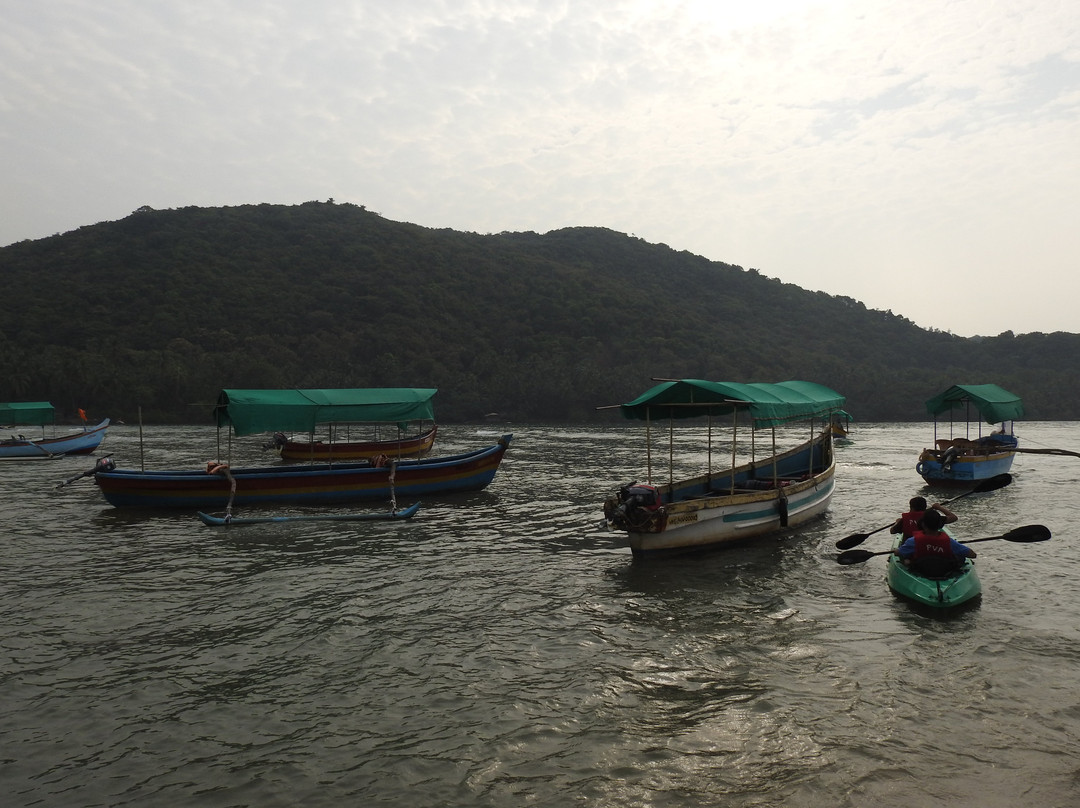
2;422;1079;807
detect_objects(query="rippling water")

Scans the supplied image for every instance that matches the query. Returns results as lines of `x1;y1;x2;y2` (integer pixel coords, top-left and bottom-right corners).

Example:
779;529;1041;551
3;422;1080;807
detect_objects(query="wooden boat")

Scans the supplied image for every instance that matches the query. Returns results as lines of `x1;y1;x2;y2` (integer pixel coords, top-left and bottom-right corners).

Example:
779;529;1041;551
825;410;854;445
196;501;421;526
601;379;845;559
916;384;1023;486
252;387;438;463
95;435;511;509
269;424;437;462
0;401;109;459
90;387;509;509
885;531;982;610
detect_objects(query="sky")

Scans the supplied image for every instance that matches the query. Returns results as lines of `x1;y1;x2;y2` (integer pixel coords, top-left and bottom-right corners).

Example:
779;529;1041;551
3;0;1078;337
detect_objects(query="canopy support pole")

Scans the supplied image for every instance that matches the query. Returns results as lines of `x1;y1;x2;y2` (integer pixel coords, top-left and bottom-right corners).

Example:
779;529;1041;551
771;427;778;485
645;409;652;484
668;415;674;486
707;414;712;479
729;409;738;495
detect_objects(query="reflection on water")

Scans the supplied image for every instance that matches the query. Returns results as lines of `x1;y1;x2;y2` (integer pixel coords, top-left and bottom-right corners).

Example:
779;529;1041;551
2;422;1080;807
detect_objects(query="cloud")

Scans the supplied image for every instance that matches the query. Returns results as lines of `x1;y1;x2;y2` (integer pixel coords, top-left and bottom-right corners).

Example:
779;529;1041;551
2;0;1079;336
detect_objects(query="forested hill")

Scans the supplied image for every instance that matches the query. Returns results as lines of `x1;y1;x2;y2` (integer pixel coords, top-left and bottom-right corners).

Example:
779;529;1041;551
1;201;1077;424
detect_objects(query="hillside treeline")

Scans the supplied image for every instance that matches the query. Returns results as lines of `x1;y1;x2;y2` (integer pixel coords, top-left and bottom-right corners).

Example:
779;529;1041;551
1;201;1077;425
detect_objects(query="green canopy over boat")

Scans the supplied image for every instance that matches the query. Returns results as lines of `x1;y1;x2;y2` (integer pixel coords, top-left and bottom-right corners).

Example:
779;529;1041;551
617;380;846;428
0;402;55;426
925;384;1024;425
214;388;437;437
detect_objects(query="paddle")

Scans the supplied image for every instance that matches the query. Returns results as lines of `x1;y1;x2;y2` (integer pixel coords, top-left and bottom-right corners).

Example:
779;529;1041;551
836;524;1051;565
834;473;1014;550
55;454;114;489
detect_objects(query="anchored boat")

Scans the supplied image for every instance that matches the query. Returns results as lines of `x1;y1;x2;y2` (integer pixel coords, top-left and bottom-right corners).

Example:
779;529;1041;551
91;388;511;509
916;384;1023;485
263;388;438;462
0;402;109;459
601;379;845;559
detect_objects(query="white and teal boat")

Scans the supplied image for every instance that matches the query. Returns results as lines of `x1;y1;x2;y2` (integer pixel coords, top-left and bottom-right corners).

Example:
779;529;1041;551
602;379;846;559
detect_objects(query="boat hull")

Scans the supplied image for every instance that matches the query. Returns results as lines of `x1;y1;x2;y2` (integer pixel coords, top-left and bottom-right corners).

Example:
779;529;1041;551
277;425;437;462
886;541;982;609
605;434;835;559
0;419;110;459
95;435;511;509
916;449;1016;485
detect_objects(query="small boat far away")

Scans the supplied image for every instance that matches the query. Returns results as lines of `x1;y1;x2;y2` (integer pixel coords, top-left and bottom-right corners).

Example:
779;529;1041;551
601;379;846;559
825;409;855;446
0;401;109;460
916;384;1024;486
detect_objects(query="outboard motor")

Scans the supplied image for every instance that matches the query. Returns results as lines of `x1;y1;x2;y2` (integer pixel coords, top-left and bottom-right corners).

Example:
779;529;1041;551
940;446;960;470
56;454;115;489
619;482;662;511
605;481;665;531
262;431;288;451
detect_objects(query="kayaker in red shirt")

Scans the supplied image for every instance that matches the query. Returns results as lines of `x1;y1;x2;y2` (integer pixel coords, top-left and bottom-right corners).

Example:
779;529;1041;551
889;496;958;539
897;507;976;574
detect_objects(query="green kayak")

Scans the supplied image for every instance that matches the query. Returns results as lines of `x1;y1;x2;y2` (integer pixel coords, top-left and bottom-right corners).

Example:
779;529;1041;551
885;536;982;609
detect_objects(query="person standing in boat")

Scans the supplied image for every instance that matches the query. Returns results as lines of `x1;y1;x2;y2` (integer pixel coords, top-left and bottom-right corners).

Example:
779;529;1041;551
896;507;976;572
889;497;958;539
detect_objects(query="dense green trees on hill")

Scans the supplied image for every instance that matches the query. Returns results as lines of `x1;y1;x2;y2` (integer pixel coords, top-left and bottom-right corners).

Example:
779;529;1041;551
1;201;1077;424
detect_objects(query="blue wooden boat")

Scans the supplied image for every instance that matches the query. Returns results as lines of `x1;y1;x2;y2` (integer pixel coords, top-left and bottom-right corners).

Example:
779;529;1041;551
916;384;1023;486
601;379;845;559
0;402;109;459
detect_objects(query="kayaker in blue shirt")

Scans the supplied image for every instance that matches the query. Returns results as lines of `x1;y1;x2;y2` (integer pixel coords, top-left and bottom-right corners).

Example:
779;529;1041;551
897;507;976;573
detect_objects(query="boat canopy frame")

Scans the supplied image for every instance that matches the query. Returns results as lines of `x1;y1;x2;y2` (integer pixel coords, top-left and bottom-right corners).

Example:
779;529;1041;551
925;384;1024;442
617;380;847;427
0;402;55;427
608;379;846;487
213;388;438;438
925;384;1024;426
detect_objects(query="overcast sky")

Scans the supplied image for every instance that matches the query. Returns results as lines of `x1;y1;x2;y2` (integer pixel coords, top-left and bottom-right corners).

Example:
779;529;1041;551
3;0;1078;337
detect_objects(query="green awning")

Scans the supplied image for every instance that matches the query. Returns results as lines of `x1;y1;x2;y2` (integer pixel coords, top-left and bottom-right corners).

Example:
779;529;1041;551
214;388;437;437
617;380;846;428
0;402;55;426
925;384;1024;425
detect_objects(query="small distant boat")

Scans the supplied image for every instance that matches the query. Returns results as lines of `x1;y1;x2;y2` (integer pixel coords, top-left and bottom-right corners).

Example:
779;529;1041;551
825;410;854;445
196;501;421;526
916;384;1023;485
885;532;982;610
0;401;109;459
601;379;846;559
